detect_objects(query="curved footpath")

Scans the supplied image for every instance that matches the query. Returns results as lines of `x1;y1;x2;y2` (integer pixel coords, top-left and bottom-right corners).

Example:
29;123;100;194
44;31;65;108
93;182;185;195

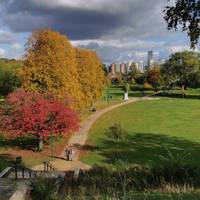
32;97;159;171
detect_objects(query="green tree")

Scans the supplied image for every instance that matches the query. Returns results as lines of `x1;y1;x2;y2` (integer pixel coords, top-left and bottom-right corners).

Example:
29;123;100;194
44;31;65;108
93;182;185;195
0;60;22;96
161;51;200;88
127;63;140;82
106;124;127;162
164;0;200;48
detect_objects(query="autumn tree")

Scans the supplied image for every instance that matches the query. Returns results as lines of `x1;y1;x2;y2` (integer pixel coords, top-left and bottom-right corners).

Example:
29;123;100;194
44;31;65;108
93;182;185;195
146;68;161;89
76;48;105;108
128;63;140;82
19;29;82;108
0;90;79;151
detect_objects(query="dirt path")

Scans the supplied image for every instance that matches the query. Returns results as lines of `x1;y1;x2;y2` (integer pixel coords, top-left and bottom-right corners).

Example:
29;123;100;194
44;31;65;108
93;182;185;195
32;97;159;171
61;97;159;156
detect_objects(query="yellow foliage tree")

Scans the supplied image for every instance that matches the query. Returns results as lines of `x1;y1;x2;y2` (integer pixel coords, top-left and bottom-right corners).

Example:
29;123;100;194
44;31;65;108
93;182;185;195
76;48;105;108
20;29;82;108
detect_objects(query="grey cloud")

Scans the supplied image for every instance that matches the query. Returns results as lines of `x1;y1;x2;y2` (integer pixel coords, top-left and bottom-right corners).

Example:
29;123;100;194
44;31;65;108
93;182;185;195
0;31;15;44
0;0;190;62
1;0;168;40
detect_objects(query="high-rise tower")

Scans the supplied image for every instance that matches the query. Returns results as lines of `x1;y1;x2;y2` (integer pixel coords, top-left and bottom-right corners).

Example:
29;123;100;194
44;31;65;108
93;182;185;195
147;51;153;68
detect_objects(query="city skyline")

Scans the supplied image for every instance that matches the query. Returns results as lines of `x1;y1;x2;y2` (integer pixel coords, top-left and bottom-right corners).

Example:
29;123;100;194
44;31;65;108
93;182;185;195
0;0;198;63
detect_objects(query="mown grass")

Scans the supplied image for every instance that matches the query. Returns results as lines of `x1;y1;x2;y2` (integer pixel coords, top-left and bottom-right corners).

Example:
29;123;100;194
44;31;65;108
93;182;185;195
82;98;200;167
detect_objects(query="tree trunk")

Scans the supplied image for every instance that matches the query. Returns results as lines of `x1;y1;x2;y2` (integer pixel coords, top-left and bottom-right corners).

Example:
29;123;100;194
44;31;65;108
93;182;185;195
38;136;44;152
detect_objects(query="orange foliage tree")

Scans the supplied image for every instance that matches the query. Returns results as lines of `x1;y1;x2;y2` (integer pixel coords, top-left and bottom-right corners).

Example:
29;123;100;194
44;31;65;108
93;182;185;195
76;48;105;108
20;29;82;108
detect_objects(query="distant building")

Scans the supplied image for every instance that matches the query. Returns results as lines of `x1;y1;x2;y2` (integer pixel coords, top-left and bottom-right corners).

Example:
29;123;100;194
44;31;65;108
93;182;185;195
111;63;116;76
110;60;145;77
135;62;139;71
110;63;127;77
116;64;121;73
120;63;126;74
138;61;144;73
147;51;154;69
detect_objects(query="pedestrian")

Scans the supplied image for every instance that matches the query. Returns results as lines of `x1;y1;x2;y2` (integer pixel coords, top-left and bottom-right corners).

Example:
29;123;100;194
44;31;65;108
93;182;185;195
69;148;73;161
71;149;76;161
65;147;69;161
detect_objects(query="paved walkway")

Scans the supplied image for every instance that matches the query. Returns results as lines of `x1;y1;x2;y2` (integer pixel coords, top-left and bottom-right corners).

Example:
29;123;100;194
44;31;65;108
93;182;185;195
32;97;159;171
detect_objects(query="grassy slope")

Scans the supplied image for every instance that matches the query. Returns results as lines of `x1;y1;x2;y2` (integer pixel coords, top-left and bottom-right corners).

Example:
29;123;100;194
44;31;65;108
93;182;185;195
82;98;200;167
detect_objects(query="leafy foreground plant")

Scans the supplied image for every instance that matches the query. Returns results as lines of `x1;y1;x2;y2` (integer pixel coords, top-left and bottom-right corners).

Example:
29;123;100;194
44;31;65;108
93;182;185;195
29;164;200;200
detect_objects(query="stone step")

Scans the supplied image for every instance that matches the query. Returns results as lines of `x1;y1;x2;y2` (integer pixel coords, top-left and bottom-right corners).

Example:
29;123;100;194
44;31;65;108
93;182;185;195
0;179;17;200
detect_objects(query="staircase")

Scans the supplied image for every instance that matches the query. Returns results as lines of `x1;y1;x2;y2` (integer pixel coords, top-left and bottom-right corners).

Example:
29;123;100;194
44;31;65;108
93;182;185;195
0;179;17;200
6;167;37;179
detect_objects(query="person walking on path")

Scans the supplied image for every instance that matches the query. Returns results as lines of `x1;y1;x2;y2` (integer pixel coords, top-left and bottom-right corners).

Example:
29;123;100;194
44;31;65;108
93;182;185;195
65;147;70;161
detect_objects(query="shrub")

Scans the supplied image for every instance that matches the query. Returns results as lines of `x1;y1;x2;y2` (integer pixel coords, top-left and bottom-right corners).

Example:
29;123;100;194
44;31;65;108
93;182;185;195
30;177;59;200
130;84;144;91
144;83;153;90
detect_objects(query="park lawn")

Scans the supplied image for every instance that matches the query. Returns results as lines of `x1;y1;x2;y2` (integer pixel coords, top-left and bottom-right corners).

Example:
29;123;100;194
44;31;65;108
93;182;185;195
81;98;200;167
80;86;155;120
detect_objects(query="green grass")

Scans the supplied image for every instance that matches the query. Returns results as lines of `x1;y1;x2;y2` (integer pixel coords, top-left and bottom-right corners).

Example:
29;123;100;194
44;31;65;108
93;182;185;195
82;98;200;167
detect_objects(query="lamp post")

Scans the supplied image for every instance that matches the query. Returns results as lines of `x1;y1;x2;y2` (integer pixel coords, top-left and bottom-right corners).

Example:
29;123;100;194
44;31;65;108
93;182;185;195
107;86;110;102
48;114;55;158
50;119;53;158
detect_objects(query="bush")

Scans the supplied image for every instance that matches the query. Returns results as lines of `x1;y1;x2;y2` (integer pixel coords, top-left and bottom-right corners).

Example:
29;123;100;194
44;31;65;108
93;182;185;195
130;84;144;91
30;162;200;200
30;177;59;200
0;68;21;96
144;83;153;90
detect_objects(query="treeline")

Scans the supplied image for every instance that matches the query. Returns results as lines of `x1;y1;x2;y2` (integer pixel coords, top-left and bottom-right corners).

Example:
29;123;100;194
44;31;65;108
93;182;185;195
1;29;106;109
0;59;22;96
113;51;200;91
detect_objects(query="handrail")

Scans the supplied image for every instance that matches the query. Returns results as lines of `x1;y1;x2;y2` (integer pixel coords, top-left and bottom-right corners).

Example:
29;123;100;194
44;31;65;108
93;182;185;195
43;161;56;172
14;166;37;179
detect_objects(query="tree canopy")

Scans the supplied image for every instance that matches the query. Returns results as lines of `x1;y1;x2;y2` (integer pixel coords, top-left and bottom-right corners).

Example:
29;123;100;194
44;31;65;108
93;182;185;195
0;90;79;151
0;59;22;96
20;29;82;108
146;68;161;88
161;51;200;88
19;29;105;110
164;0;200;48
76;48;105;108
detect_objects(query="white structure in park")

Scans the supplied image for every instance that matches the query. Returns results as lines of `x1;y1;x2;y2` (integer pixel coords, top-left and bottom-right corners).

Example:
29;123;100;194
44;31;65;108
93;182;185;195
124;92;129;101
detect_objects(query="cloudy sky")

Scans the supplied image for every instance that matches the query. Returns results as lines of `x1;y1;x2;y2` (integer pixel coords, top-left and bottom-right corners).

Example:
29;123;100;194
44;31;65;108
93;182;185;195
0;0;195;63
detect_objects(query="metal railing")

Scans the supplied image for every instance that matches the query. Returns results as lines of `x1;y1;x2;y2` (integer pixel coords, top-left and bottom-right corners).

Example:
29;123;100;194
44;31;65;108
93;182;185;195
43;161;56;172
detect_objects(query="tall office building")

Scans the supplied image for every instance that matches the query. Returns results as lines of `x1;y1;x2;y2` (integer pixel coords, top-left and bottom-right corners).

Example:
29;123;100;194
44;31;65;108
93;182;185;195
139;61;144;72
147;51;154;68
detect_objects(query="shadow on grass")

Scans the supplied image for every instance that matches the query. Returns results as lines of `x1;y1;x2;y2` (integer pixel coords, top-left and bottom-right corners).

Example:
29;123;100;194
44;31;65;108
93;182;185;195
156;92;200;100
97;133;200;166
0;135;38;151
